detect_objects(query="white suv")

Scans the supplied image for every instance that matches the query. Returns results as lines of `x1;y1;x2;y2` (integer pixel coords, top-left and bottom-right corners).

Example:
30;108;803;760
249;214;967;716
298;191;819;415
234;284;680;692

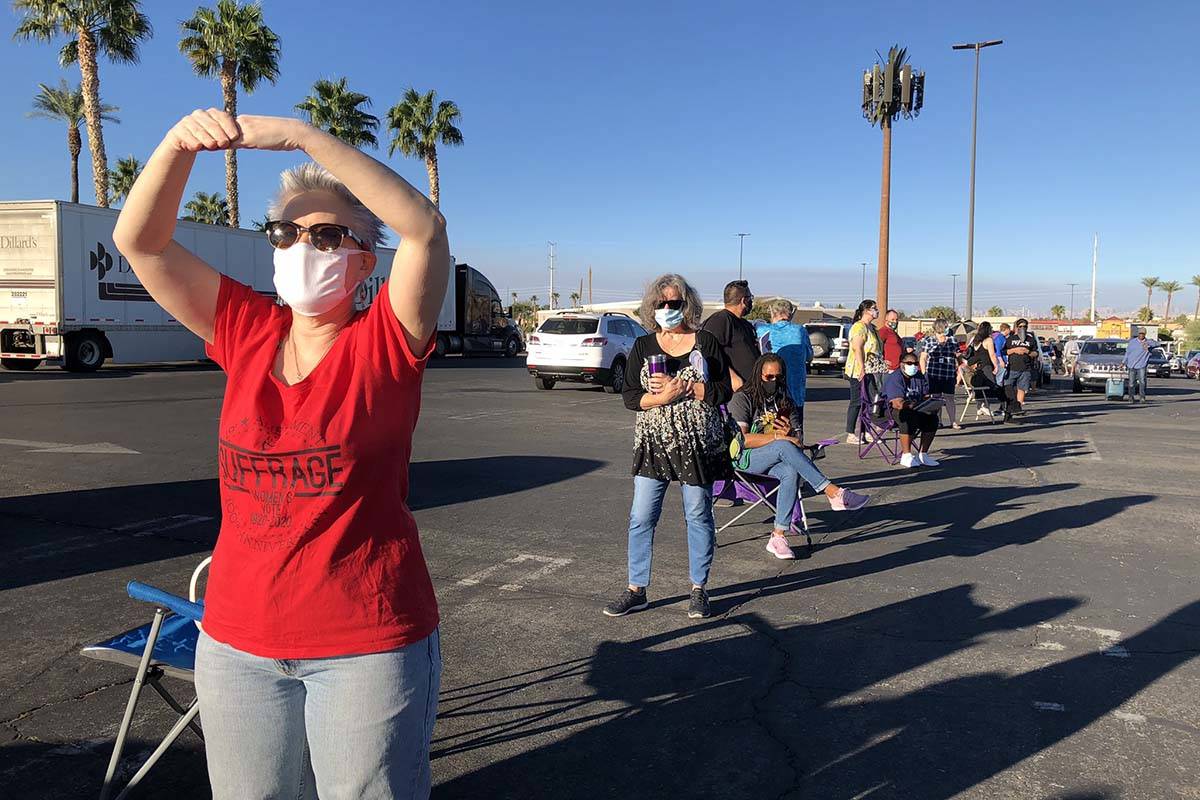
526;312;647;393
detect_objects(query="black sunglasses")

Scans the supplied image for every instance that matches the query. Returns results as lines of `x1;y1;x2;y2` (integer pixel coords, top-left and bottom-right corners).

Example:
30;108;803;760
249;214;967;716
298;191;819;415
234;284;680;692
657;298;685;310
265;220;367;253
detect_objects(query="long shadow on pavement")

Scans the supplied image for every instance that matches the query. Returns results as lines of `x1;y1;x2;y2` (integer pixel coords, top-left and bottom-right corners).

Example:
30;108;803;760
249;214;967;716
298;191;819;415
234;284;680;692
0;457;604;591
433;586;1200;799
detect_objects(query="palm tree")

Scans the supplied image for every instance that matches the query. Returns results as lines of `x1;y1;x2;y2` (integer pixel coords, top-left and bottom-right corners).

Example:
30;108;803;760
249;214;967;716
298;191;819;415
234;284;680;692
249;217;269;232
295;77;379;148
986;305;1004;316
1159;280;1182;322
511;291;518;306
108;155;142;205
27;80;118;204
180;0;281;228
386;88;463;207
1192;275;1200;321
569;291;581;307
181;191;229;225
1140;276;1159;317
530;294;539;309
1050;305;1066;320
13;0;151;207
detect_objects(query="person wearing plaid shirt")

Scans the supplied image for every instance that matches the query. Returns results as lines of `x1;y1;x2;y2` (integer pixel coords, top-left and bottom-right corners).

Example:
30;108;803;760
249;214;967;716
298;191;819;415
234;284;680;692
920;319;961;429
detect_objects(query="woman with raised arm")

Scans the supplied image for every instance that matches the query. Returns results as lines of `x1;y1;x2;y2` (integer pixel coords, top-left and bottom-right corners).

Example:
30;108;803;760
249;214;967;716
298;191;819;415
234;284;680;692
113;108;448;799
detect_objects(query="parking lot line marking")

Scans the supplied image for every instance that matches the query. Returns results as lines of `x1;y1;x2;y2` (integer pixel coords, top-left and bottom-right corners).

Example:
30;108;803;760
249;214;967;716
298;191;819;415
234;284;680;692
0;437;140;455
457;554;573;591
112;514;213;535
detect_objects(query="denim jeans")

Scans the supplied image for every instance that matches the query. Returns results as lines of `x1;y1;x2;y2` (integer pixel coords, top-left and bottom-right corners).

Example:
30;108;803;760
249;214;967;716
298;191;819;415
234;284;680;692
627;476;715;588
1129;366;1147;400
744;440;830;530
195;628;441;800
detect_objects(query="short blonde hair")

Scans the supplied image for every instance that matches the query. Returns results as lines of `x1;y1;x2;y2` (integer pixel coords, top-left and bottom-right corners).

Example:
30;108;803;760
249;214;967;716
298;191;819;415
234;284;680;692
268;162;384;250
769;298;795;320
638;274;704;332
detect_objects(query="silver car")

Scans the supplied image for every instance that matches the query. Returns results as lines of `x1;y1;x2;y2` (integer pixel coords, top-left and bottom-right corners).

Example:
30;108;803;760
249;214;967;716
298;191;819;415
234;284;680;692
1072;338;1129;393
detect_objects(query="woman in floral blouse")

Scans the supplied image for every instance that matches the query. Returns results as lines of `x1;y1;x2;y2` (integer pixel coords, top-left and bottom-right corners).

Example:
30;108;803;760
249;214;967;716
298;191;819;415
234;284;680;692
603;274;732;621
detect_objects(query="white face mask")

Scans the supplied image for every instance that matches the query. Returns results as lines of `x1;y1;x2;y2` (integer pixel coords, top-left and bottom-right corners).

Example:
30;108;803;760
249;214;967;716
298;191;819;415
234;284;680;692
273;243;358;317
655;307;685;330
902;364;919;377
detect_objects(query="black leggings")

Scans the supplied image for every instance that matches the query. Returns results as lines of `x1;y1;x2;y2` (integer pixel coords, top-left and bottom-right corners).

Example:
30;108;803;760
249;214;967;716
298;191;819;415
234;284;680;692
845;375;876;434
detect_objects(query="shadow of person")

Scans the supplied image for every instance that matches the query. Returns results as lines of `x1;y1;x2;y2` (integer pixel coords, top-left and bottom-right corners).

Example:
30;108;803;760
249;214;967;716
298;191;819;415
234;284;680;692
433;586;1109;799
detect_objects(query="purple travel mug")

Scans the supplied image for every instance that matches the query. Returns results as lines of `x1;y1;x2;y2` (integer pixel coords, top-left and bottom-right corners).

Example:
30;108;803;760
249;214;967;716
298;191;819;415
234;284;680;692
647;354;667;392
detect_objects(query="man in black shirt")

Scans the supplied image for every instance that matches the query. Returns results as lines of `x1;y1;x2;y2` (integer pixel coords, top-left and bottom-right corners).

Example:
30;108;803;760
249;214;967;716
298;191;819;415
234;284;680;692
701;280;760;390
1002;318;1036;422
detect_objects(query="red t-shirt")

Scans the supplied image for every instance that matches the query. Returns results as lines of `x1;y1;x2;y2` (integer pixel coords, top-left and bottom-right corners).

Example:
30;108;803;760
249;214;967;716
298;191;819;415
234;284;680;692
878;325;903;370
201;275;438;658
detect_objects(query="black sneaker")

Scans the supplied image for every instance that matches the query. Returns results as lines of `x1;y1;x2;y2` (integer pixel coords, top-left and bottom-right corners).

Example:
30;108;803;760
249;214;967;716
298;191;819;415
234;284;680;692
688;587;711;619
603;588;649;617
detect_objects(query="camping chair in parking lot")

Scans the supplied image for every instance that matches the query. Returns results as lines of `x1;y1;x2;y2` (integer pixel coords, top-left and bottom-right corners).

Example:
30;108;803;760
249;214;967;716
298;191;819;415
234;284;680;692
855;377;900;465
960;380;1001;425
712;441;837;556
80;557;210;800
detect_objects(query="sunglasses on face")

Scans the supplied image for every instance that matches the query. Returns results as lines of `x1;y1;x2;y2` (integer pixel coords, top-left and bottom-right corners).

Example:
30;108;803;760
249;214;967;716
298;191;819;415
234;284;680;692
265;220;367;253
657;298;685;310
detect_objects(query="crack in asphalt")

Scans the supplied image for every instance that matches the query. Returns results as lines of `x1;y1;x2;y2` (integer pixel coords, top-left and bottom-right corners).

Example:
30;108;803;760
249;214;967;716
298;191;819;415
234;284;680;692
1;679;133;729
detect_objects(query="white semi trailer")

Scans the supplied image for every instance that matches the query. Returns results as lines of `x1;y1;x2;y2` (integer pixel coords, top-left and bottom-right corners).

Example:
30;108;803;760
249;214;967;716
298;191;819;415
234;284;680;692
0;200;521;371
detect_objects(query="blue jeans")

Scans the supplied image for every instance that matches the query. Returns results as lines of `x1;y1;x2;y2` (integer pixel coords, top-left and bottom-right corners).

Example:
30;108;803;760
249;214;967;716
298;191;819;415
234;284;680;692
195;629;441;800
627;476;715;588
1129;366;1147;400
744;440;831;530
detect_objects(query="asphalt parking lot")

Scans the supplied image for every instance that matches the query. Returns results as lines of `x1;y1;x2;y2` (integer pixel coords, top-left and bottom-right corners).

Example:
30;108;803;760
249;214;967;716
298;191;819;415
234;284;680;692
1;360;1198;799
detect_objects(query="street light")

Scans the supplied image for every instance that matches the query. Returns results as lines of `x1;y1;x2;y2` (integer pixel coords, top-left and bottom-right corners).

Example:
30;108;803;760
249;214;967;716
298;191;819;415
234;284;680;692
862;45;925;313
950;273;960;318
737;233;750;280
952;38;1003;322
860;261;867;302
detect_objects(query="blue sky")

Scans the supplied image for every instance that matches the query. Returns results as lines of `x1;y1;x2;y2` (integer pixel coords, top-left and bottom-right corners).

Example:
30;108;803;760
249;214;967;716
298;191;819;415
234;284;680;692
2;0;1198;317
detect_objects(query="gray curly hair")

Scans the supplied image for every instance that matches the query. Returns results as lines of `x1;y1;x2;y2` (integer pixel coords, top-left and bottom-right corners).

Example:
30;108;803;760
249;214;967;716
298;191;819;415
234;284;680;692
267;162;384;251
638;273;704;332
769;298;795;320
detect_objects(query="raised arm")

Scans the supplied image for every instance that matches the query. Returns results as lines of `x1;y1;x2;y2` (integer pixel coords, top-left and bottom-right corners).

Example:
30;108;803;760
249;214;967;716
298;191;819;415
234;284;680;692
112;110;235;343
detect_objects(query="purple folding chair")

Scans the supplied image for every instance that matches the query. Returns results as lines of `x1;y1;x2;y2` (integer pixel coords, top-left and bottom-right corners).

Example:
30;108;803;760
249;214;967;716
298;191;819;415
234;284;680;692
856;376;900;465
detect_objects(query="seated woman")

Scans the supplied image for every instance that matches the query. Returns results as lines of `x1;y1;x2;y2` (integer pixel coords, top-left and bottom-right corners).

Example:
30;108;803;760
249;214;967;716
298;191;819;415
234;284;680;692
965;321;1003;418
884;352;941;468
728;354;868;560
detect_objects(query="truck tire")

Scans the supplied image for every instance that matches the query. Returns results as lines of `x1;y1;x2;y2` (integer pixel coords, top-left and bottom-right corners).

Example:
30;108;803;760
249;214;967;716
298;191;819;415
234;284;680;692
434;335;449;358
535;376;556;390
1072;377;1082;393
604;358;625;394
503;336;520;358
1;358;40;371
809;332;831;359
64;332;106;372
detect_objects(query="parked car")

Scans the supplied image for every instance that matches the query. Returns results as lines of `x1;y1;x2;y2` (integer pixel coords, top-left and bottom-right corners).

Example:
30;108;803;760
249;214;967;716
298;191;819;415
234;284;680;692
1147;347;1172;379
1187;353;1200;380
526;312;647;392
803;322;850;372
1172;349;1199;374
1035;344;1056;387
1072;338;1129;393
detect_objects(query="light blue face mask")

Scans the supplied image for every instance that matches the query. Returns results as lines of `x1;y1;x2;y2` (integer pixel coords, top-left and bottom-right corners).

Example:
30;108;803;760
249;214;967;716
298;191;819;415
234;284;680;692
903;364;919;377
655;307;685;330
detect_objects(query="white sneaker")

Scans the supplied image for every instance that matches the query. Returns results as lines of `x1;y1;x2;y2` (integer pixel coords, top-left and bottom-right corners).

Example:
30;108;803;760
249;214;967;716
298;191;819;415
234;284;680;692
899;452;918;468
846;433;861;445
919;452;940;467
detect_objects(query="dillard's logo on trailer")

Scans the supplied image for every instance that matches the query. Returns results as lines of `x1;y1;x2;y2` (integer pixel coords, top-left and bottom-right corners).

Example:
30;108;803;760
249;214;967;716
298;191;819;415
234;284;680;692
89;242;152;302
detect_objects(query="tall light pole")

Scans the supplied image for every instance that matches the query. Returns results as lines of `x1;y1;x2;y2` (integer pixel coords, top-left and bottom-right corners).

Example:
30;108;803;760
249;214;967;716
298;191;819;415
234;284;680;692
1090;233;1099;322
950;273;960;318
952;38;1002;322
737;233;750;280
1067;282;1078;323
547;241;557;309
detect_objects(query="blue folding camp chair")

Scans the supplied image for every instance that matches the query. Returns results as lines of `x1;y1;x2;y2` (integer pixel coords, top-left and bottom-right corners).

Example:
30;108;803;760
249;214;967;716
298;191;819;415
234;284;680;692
80;557;210;800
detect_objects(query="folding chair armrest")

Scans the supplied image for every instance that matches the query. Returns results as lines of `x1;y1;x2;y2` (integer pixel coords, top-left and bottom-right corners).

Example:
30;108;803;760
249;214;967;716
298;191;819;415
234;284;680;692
126;581;204;623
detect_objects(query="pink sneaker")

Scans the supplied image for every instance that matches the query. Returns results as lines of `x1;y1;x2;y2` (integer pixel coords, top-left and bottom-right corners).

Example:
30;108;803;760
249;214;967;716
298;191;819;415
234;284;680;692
829;488;869;512
766;535;796;560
